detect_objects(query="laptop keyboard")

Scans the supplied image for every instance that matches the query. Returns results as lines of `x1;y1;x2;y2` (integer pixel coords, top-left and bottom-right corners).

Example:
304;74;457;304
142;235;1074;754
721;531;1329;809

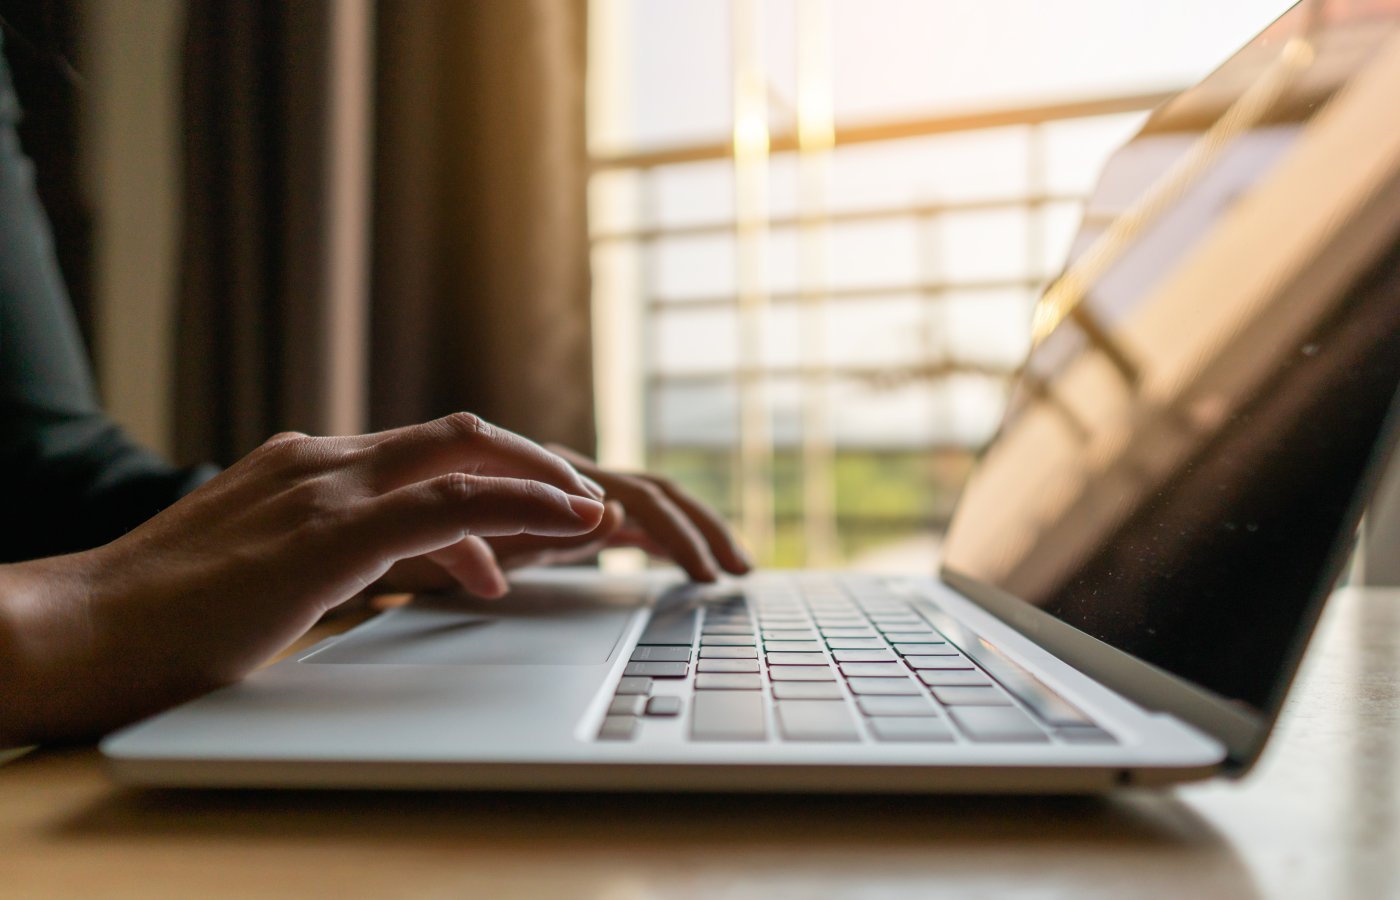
595;574;1118;745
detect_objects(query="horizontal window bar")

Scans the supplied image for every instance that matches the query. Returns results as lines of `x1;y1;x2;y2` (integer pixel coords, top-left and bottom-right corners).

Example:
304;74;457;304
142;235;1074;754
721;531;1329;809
589;91;1175;172
649;442;977;455
649;277;1046;311
647;362;1016;385
626;513;958;528
592;194;1084;244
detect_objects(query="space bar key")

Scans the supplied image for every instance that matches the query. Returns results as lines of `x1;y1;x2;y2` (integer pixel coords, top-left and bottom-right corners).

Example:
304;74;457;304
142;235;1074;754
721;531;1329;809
691;691;767;741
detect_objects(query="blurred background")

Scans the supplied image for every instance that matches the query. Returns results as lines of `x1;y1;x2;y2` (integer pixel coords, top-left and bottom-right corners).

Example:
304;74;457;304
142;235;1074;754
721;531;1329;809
10;0;1397;579
586;0;1295;571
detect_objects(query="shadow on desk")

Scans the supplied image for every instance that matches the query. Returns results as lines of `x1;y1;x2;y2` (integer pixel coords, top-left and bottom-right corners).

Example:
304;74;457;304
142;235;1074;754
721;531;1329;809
38;760;1260;899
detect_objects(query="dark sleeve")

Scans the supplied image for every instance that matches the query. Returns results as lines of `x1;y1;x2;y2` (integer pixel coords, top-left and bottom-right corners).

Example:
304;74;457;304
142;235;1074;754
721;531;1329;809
0;37;216;562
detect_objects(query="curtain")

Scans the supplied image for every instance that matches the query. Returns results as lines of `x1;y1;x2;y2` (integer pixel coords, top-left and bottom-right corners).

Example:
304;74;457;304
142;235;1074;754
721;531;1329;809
175;0;595;464
369;0;595;449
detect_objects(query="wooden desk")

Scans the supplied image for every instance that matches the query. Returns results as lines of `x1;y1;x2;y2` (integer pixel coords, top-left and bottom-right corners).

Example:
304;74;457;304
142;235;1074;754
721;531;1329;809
3;587;1397;899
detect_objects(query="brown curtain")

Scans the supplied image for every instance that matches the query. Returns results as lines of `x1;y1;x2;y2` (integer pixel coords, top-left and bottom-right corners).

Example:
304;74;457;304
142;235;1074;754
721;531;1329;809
176;0;595;464
176;1;339;463
369;0;595;449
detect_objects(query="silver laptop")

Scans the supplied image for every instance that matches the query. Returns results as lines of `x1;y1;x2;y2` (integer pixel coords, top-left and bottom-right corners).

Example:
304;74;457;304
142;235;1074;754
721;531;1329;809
104;2;1400;792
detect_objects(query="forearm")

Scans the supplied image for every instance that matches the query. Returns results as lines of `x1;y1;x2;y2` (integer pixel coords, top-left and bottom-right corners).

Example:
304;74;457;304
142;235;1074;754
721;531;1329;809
0;553;187;746
0;557;90;745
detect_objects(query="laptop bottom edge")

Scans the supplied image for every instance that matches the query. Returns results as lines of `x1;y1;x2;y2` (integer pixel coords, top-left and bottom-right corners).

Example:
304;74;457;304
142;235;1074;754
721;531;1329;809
104;756;1219;793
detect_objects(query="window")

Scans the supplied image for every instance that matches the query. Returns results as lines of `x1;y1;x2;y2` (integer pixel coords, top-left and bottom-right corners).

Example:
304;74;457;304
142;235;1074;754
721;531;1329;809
588;0;1294;571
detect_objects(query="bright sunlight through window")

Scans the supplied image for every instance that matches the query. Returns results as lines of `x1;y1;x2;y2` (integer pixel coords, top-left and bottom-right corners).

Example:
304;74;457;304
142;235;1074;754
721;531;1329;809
587;0;1295;572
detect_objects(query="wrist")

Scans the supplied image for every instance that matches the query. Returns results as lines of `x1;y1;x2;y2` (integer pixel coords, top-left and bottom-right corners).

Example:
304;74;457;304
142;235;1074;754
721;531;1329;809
0;552;106;745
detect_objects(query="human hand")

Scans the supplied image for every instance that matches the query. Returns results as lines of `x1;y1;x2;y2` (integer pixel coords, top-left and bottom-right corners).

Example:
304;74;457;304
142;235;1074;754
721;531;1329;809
377;448;753;594
483;445;753;581
0;413;604;742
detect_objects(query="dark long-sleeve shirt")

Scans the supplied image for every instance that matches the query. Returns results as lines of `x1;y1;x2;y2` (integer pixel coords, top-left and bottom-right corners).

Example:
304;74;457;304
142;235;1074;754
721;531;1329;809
1;35;213;562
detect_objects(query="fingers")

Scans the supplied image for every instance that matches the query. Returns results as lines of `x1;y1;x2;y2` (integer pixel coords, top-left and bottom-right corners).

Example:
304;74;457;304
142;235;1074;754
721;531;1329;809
349;473;605;566
546;444;753;580
638;476;752;575
600;526;671;559
487;500;625;569
361;413;604;501
425;536;508;598
607;479;722;582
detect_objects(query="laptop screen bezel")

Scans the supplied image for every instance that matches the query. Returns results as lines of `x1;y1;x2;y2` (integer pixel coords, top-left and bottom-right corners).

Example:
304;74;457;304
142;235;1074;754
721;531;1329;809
936;20;1400;772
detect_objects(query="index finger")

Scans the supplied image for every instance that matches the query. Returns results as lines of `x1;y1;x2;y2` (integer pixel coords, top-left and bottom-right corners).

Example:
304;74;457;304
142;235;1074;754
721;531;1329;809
359;413;604;500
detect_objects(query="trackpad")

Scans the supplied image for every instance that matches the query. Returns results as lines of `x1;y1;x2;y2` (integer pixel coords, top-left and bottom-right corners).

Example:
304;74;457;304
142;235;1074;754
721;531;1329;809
303;585;639;666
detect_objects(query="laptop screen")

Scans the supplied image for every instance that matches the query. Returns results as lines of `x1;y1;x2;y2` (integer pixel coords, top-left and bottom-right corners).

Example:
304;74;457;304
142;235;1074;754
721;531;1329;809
940;0;1400;713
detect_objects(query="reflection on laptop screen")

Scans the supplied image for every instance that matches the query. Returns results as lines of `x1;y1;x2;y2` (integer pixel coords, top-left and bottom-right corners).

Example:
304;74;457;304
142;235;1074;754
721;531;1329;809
940;0;1400;712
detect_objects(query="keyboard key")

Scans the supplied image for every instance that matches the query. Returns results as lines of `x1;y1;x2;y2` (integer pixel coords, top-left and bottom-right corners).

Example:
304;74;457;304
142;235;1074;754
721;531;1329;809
903;654;972;668
630;646;691;663
645;696;683;717
692;690;767;741
820;627;877;638
948;706;1049;743
769;665;837;681
857;696;939;717
775;700;860;742
832;649;896;663
847;677;921;696
767;652;829;665
917;669;992;686
773;681;844;700
696;673;762;690
700;646;758;659
608;695;646;716
1054;725;1118;744
883;632;944;643
638;605;700;646
894;644;960;657
868;613;924;627
624;661;689;678
764;640;823;652
868;717;955;742
701;635;756;646
698;658;760;673
826;637;887;650
762;630;817;641
598;715;637;741
930;686;1012;706
874;625;930;636
613;676;653;696
838;663;907;678
702;624;754;635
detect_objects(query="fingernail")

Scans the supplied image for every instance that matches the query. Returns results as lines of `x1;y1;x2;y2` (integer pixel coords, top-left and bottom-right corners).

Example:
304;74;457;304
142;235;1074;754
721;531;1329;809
567;495;605;521
580;476;606;500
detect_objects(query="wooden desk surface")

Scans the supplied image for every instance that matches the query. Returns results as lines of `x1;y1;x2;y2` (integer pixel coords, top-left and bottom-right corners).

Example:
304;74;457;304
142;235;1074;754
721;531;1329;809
3;587;1398;899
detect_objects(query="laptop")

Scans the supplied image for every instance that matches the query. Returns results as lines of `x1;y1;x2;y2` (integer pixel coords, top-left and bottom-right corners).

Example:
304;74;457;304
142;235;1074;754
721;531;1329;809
103;1;1400;792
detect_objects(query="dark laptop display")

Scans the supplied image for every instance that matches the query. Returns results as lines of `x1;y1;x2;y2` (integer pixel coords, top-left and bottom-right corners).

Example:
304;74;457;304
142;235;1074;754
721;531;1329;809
941;0;1400;714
